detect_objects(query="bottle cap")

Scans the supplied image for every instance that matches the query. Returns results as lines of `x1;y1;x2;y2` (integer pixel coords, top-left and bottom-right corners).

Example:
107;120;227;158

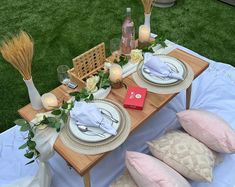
126;8;131;13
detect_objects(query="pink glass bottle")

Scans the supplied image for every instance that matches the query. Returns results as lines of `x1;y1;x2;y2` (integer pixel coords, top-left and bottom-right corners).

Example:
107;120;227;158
121;8;135;55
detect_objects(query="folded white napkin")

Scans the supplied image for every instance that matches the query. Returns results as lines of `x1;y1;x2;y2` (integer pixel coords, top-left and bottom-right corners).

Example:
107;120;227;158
143;53;183;80
70;101;117;135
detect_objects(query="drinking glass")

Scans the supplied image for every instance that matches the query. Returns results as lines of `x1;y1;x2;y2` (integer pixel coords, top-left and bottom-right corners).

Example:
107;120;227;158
110;38;121;61
57;65;70;85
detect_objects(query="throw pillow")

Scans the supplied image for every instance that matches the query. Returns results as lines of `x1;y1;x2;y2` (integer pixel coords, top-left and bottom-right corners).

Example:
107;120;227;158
148;130;217;182
109;170;137;187
177;109;235;153
125;151;191;187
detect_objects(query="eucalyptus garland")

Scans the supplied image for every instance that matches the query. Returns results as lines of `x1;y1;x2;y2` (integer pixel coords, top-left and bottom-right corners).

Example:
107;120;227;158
15;70;110;165
141;35;167;53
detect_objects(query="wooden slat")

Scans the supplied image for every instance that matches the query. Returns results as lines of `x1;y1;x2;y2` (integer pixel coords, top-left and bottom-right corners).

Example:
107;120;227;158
18;48;209;176
18;85;74;122
169;48;208;78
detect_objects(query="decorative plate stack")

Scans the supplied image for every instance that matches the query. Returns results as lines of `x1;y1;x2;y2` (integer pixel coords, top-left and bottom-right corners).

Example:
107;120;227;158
59;99;131;155
133;55;194;94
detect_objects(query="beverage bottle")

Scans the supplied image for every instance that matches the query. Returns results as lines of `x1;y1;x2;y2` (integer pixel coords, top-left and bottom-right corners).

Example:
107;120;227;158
121;8;135;55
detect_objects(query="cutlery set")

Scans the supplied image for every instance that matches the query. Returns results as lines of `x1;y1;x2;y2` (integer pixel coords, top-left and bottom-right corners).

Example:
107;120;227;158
76;110;119;137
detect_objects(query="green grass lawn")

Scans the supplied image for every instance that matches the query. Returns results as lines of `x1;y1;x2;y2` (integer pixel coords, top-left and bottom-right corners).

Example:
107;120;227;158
0;0;234;133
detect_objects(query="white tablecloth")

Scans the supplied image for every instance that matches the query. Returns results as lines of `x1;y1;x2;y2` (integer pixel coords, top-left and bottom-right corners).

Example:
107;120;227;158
1;42;235;187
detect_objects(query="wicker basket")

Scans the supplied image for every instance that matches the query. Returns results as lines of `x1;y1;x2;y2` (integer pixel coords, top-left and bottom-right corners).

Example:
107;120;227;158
68;42;106;88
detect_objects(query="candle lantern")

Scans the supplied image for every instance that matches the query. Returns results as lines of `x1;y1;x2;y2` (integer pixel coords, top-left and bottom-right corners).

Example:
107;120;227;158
41;93;58;110
138;25;150;48
109;64;123;89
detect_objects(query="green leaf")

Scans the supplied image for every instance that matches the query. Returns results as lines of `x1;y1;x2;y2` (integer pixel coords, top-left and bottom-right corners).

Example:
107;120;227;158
19;143;27;149
20;123;31;131
62;102;68;109
25;160;35;165
114;55;128;67
47;117;57;123
41;116;49;124
27;140;36;150
14;119;27;126
24;151;34;159
75;94;81;101
103;72;109;79
139;34;167;53
28;130;34;138
88;94;94;101
51;109;61;116
80;88;89;97
98;70;105;77
55;122;61;132
69;92;79;96
97;70;111;89
35;149;40;156
61;112;68;124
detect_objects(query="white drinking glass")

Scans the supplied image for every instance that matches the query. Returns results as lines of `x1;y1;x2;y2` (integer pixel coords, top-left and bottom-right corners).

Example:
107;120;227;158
57;65;70;85
110;38;121;61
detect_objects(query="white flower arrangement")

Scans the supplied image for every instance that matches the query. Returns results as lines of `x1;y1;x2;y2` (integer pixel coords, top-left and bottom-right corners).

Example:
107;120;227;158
86;75;100;93
130;49;143;63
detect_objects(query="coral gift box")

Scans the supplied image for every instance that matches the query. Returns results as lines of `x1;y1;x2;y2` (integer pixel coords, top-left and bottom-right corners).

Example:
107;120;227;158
123;86;147;110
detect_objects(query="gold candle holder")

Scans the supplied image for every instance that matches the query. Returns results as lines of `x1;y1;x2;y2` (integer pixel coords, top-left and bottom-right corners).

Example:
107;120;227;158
111;80;123;89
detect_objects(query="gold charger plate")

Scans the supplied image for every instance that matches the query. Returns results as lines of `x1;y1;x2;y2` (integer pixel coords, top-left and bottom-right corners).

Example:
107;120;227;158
59;99;131;155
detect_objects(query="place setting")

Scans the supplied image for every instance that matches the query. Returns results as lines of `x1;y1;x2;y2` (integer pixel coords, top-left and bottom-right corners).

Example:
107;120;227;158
132;52;194;94
59;99;131;155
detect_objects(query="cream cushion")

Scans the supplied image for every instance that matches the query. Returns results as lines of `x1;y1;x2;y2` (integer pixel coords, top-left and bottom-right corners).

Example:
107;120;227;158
109;171;137;187
177;110;235;153
125;151;191;187
148;130;217;182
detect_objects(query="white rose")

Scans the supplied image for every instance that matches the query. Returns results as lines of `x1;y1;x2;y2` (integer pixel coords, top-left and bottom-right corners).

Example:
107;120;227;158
86;76;100;93
130;49;143;63
35;113;47;129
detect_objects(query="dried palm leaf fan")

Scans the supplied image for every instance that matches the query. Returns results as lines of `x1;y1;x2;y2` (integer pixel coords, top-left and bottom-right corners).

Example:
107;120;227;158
0;31;42;110
141;0;153;14
141;0;153;30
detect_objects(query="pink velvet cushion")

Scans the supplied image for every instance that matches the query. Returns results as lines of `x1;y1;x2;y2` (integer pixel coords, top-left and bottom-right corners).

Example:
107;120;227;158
177;109;235;153
125;151;191;187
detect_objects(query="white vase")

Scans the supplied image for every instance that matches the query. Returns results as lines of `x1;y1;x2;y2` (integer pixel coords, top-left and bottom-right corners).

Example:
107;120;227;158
144;13;151;31
24;77;43;110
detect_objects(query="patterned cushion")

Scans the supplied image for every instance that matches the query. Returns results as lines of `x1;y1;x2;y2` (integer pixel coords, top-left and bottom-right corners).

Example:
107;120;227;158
109;171;137;187
148;130;217;182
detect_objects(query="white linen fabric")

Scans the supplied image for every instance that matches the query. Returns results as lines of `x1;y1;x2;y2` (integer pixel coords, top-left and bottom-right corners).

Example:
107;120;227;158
1;41;235;187
143;52;184;80
0;126;58;187
70;101;117;135
122;62;138;78
104;61;138;79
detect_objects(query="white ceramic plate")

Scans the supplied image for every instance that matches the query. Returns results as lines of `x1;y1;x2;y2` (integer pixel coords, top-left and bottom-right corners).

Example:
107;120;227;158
141;55;186;85
69;100;121;142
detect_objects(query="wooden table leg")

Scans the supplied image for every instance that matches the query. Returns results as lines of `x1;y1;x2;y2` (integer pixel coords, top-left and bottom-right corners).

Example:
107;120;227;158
83;172;91;187
186;84;192;110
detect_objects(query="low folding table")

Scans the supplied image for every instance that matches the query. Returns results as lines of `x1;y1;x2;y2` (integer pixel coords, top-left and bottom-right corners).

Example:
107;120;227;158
18;48;208;187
